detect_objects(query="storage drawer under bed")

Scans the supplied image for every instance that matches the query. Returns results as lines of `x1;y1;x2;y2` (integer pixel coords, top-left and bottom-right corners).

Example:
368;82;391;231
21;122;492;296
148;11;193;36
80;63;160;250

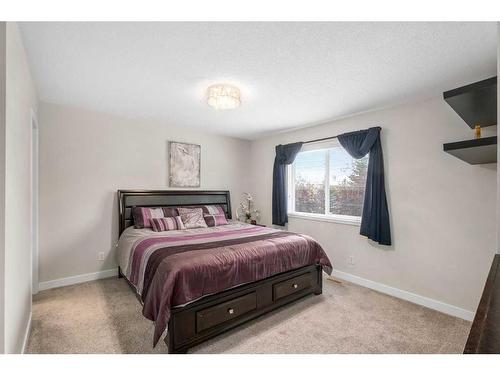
272;272;314;301
196;292;257;332
167;264;322;353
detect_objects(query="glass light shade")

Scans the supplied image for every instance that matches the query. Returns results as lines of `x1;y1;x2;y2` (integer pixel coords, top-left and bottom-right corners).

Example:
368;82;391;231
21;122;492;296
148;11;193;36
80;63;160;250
207;84;241;110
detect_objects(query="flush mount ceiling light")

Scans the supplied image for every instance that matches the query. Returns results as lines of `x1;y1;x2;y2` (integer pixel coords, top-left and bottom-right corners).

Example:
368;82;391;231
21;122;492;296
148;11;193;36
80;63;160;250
207;84;241;110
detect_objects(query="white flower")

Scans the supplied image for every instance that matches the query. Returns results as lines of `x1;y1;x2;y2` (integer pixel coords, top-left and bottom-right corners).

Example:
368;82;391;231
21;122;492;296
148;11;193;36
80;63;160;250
243;192;253;201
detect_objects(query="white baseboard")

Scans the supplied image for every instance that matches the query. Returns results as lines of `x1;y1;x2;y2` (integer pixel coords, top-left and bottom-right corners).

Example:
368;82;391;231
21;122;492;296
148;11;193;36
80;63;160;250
332;269;475;321
21;312;32;354
38;268;118;291
37;267;474;321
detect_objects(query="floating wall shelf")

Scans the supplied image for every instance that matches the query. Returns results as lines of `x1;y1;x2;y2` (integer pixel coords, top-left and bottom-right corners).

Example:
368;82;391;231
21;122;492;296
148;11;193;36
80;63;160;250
442;76;497;165
443;136;497;165
443;76;497;129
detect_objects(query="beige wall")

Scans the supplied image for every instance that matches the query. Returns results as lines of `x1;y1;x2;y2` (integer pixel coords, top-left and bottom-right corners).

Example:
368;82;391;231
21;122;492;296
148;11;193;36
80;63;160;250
3;22;38;353
249;97;497;313
38;102;251;282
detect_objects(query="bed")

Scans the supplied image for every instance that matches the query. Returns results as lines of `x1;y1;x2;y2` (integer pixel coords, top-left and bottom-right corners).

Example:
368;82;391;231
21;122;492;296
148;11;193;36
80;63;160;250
117;190;333;353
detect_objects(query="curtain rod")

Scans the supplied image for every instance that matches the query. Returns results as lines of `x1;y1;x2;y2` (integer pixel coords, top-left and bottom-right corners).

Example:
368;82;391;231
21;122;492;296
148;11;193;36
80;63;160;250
303;135;338;144
302;126;378;145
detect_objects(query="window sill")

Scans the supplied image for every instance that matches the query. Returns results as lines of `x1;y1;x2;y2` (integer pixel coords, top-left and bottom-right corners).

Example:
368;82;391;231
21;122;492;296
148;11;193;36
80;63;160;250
288;212;361;226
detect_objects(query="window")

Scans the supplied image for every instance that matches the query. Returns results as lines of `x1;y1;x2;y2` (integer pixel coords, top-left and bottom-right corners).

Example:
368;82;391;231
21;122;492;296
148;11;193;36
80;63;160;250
288;139;368;224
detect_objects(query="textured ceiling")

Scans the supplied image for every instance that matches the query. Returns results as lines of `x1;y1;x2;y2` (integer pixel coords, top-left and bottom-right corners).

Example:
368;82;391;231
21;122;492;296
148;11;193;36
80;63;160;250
20;22;497;139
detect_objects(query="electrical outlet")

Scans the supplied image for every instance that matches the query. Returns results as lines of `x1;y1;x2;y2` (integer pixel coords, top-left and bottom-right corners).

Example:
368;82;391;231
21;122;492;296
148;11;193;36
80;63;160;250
348;255;355;265
98;252;105;261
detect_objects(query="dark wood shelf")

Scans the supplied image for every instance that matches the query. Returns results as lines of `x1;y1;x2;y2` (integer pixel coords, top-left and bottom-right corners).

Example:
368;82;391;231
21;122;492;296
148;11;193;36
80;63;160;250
443;136;497;165
444;76;497;128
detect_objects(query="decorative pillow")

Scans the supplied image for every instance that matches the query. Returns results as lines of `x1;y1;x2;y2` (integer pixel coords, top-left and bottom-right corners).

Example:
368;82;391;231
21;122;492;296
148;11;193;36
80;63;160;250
150;216;185;232
173;205;227;218
132;207;165;228
132;207;178;228
162;207;178;217
177;207;208;229
203;213;229;227
201;205;227;217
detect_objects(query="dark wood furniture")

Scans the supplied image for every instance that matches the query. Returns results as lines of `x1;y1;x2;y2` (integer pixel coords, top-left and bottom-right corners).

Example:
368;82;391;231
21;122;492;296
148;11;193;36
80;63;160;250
442;77;497;165
464;254;500;354
443;76;497;129
443;136;497;165
117;190;323;354
167;264;322;353
118;189;233;235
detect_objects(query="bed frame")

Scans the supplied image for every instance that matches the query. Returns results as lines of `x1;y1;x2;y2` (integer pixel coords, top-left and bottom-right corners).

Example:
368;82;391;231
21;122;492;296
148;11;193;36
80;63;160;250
117;189;323;353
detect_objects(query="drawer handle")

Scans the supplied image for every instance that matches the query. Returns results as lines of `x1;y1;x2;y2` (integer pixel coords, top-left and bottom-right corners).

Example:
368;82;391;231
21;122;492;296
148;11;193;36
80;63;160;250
228;308;234;315
293;284;298;289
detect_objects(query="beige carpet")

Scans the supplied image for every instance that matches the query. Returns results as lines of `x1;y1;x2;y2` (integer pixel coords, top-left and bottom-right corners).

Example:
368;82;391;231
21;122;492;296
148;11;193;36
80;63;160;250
26;276;471;354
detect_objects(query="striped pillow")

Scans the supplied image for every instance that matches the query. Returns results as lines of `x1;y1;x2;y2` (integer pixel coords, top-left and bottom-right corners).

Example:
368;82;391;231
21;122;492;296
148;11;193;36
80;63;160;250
203;213;229;227
162;207;178;217
201;205;226;217
150;216;186;232
132;207;178;228
132;207;165;228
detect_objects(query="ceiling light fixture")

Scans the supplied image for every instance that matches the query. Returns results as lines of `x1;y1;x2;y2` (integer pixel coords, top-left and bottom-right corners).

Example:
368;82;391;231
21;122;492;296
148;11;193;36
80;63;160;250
207;84;241;110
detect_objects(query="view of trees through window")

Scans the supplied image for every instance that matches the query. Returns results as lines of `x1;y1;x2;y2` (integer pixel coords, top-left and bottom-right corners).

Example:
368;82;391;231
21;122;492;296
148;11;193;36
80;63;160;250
292;145;368;217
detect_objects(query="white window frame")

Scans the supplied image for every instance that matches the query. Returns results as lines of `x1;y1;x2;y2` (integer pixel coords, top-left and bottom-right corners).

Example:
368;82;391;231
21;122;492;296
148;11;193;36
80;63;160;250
287;140;363;227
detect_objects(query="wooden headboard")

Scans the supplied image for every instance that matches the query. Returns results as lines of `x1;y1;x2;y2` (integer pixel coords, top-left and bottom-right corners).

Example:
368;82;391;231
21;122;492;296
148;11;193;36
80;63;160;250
117;190;232;235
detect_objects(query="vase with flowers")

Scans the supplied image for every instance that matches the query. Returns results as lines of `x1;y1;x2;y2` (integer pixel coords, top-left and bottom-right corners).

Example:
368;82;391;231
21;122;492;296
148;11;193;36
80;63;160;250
237;192;260;224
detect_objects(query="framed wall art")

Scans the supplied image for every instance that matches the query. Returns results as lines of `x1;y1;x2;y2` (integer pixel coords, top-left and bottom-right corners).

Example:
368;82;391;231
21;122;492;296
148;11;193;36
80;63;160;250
168;141;201;187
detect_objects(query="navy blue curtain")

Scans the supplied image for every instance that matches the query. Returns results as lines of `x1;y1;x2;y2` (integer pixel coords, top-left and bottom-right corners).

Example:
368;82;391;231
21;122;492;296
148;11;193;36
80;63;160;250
338;126;391;245
272;142;303;226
